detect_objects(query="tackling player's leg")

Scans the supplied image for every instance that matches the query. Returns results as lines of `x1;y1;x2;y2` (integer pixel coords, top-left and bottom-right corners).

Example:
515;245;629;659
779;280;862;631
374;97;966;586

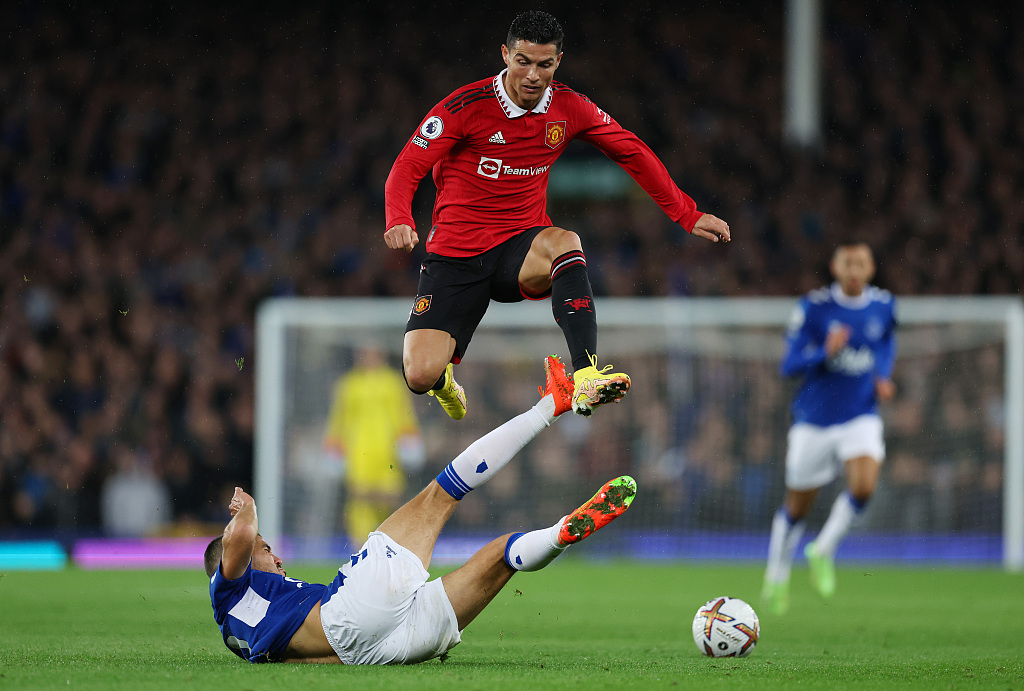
557;475;637;545
382;357;572;567
442;474;636;630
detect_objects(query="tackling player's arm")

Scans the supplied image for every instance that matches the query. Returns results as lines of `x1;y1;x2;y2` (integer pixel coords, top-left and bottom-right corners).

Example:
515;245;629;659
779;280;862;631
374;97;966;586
220;487;258;580
574;99;730;243
383;103;463;252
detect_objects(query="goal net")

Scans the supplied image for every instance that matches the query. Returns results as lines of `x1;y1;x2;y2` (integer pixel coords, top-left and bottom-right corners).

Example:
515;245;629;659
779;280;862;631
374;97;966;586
255;297;1024;570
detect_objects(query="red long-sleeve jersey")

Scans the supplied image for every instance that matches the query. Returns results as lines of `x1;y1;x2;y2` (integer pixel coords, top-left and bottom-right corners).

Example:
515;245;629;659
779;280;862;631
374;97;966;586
385;70;705;258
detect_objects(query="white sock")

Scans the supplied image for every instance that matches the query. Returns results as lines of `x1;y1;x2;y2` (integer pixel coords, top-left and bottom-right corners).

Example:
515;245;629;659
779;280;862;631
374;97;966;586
436;398;556;500
765;507;805;584
503;518;567;572
814;492;861;556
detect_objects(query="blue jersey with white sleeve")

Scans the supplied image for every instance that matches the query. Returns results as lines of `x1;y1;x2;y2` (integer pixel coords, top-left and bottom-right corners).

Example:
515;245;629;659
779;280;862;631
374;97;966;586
209;560;328;663
781;282;897;426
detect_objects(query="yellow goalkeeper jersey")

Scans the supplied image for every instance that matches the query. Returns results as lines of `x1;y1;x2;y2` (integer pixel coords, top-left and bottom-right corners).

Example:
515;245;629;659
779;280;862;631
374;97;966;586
323;365;420;492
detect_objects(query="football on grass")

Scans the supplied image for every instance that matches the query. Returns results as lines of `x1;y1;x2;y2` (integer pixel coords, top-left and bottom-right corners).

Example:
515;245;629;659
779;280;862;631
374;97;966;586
691;596;759;657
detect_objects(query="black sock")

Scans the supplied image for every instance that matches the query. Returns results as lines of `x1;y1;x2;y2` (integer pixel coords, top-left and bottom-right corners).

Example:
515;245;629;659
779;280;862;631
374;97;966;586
549;250;596;372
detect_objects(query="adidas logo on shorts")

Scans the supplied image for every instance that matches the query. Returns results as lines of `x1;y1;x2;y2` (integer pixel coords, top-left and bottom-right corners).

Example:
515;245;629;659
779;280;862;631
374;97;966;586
488;131;507;144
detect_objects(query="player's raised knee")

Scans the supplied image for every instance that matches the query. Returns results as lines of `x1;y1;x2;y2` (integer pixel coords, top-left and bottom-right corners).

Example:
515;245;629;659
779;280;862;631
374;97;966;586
404;361;445;394
538;226;582;257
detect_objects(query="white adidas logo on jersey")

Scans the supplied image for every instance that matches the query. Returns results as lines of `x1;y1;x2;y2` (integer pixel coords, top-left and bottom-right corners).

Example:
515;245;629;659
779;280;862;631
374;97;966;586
488;131;507;144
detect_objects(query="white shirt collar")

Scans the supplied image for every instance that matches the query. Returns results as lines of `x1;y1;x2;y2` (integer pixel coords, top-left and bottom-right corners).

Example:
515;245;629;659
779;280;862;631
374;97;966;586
493;69;553;119
831;282;871;309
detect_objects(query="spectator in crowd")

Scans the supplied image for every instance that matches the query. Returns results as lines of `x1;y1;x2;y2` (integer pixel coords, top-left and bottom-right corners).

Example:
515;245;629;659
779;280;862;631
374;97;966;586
100;443;172;537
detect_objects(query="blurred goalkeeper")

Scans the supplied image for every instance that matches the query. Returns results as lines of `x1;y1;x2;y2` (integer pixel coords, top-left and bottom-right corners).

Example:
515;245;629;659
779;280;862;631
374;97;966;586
323;345;425;544
762;241;897;614
384;10;730;421
204;356;636;664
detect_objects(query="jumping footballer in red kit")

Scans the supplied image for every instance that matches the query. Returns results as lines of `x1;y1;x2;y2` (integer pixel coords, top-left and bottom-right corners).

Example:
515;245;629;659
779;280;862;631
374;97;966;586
384;10;731;421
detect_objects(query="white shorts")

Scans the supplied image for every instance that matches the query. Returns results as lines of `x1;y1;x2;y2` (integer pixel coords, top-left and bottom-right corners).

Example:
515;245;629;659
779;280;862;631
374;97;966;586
785;414;885;490
319;531;461;665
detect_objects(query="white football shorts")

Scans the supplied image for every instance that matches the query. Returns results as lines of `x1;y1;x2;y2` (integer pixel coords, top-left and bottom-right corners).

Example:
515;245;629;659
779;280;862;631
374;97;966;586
319;531;461;665
785;414;885;490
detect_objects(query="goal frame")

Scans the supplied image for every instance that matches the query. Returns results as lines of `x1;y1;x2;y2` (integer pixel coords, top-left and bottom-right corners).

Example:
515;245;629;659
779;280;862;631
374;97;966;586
255;296;1024;570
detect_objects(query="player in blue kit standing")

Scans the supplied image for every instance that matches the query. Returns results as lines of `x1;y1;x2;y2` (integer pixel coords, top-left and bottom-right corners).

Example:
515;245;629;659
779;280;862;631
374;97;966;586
204;356;637;664
762;241;897;614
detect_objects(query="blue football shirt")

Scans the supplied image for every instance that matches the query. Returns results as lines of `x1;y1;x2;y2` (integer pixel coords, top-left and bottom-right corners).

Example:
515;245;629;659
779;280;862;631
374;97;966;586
209;560;328;663
780;283;897;426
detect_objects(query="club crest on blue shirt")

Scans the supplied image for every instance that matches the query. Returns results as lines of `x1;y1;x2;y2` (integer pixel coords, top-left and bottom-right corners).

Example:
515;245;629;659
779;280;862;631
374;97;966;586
865;318;885;341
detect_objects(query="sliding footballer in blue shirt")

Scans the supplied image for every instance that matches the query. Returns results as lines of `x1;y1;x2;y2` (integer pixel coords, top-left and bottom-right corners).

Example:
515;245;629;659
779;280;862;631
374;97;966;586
205;356;636;664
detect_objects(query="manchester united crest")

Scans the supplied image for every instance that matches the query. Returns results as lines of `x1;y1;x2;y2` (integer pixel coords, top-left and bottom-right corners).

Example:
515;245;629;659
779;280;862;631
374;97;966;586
412;295;432;316
545;121;566;149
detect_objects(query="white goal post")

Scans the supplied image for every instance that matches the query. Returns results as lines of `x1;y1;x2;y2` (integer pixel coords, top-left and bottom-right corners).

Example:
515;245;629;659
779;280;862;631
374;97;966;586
255;296;1024;570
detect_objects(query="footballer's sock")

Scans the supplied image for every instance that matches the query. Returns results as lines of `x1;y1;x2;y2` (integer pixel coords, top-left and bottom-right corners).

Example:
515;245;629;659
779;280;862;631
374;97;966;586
435;400;557;500
549;250;597;372
503;519;567;572
814;491;865;556
765;507;805;584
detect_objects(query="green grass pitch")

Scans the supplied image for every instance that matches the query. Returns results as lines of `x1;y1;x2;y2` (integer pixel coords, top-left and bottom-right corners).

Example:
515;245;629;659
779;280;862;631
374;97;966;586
1;558;1021;690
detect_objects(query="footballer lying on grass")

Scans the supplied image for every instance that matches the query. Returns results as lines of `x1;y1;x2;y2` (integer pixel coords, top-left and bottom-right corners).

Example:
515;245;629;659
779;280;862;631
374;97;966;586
204;356;636;664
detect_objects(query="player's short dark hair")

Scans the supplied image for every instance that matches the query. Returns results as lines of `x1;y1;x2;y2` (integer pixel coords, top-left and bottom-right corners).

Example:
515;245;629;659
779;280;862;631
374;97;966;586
204;536;224;578
507;11;564;53
834;238;873;257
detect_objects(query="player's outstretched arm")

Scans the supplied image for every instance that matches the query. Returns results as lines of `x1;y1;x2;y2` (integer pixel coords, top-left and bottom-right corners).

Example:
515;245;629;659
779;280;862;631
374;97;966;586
384;223;419;252
221;487;258;580
690;213;731;243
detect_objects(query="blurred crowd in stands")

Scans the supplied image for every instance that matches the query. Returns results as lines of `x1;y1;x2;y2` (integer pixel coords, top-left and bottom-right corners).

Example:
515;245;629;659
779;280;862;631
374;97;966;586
0;0;1020;536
